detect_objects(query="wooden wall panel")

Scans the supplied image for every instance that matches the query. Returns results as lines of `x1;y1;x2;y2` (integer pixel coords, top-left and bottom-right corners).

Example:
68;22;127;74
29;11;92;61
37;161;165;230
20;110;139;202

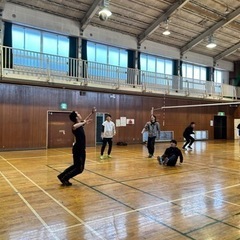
0;82;237;150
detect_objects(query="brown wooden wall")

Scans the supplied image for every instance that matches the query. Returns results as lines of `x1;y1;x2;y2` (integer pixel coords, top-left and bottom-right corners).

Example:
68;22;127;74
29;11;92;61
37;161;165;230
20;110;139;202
0;82;237;150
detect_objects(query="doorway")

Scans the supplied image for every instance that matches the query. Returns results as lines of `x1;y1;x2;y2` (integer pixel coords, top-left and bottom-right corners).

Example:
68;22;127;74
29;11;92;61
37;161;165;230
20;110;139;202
47;111;74;148
96;112;108;145
234;119;240;139
214;115;227;139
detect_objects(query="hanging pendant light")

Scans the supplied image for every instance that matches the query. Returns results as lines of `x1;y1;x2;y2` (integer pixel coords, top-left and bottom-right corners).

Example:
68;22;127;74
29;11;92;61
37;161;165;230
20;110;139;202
206;35;217;48
163;19;171;36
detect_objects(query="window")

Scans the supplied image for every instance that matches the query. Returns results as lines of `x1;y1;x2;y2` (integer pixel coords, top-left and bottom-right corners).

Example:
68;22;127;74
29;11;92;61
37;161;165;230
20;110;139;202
165;60;172;75
156;59;164;74
141;53;173;74
96;44;107;64
25;28;41;52
87;42;127;67
182;63;206;80
12;26;24;49
87;41;128;81
186;64;193;78
119;50;127;68
182;63;207;90
214;69;223;83
87;43;96;62
147;55;155;72
140;53;173;85
12;25;69;73
193;66;200;80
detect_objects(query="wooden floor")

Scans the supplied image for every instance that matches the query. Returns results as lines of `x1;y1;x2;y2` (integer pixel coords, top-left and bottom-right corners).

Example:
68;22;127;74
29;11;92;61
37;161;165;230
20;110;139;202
1;140;240;240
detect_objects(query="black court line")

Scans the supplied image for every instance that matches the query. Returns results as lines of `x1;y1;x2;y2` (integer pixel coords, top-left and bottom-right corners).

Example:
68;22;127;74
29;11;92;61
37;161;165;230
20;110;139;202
47;165;197;238
185;218;240;236
47;164;240;239
85;167;240;235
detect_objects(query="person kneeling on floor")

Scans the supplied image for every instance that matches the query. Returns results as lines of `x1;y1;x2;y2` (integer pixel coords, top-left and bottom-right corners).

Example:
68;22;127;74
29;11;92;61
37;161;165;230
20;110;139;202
157;139;183;166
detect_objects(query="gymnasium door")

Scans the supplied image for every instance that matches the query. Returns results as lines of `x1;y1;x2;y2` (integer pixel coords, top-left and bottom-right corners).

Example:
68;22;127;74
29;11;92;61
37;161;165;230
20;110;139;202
234;119;240;139
96;113;107;145
48;111;74;148
214;115;227;139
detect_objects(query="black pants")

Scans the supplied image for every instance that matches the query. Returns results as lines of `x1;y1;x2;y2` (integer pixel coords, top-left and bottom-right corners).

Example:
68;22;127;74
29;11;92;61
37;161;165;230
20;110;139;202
59;149;86;181
101;138;113;155
183;135;195;148
147;136;156;155
165;154;178;166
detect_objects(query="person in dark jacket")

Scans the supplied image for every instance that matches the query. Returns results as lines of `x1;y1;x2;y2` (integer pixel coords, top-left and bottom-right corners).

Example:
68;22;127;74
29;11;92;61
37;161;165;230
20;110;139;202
182;122;195;150
157;140;183;166
237;123;240;136
57;111;92;186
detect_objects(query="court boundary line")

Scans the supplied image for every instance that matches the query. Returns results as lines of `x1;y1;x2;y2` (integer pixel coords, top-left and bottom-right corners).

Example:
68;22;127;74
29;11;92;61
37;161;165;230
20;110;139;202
49;163;240;236
0;156;106;240
2;149;240;238
0;171;60;240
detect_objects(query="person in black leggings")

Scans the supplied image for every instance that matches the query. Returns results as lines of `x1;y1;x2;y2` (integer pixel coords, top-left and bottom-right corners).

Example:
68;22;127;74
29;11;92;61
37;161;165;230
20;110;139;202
100;114;116;159
182;122;195;150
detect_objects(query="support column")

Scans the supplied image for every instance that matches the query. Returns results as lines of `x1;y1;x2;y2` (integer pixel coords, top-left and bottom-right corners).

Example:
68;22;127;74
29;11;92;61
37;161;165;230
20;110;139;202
230;61;240;86
173;59;182;91
207;66;214;81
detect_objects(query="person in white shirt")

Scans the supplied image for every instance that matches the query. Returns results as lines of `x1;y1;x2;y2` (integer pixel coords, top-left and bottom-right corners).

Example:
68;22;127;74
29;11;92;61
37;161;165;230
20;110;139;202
100;114;116;159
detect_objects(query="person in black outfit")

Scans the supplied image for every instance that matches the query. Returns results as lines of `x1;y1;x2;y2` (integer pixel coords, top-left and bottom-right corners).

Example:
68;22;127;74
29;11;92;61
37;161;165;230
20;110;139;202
57;111;92;186
157;139;183;166
182;122;195;150
237;123;240;136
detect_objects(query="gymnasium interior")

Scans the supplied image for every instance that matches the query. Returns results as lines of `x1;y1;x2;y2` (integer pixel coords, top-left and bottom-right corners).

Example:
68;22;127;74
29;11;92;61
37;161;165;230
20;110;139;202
0;0;240;239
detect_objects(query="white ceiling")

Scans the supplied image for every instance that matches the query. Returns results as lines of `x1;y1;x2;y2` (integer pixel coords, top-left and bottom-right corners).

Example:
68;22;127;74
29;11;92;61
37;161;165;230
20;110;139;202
3;0;240;63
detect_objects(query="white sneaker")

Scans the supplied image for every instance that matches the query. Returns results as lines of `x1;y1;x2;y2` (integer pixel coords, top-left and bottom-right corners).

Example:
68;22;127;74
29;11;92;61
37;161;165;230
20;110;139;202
100;155;104;159
108;155;112;158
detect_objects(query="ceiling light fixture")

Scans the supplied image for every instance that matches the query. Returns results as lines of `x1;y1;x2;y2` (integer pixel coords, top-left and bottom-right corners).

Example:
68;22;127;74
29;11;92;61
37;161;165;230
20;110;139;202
163;26;171;36
225;6;230;14
206;36;217;48
99;0;112;21
224;3;230;14
163;19;171;36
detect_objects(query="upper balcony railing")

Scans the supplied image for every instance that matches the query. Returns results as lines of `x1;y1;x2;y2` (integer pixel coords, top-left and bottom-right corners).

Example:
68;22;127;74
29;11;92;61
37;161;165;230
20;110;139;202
0;46;237;100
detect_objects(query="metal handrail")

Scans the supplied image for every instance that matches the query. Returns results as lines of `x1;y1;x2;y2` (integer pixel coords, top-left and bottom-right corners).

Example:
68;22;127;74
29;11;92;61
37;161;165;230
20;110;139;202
0;45;237;100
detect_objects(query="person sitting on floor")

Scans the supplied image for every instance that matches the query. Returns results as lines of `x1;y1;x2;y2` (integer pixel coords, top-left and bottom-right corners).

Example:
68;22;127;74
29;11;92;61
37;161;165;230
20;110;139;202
157;139;183;166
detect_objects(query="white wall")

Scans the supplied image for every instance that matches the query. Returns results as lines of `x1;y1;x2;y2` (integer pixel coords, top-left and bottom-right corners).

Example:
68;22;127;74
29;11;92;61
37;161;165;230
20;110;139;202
182;52;213;67
139;40;180;59
222;71;230;84
83;25;137;50
215;60;234;72
3;3;80;36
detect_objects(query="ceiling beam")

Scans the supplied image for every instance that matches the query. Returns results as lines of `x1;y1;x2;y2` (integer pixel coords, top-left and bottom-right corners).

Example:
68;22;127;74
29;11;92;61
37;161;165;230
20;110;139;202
180;6;240;55
138;0;190;45
214;41;240;62
80;0;103;31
